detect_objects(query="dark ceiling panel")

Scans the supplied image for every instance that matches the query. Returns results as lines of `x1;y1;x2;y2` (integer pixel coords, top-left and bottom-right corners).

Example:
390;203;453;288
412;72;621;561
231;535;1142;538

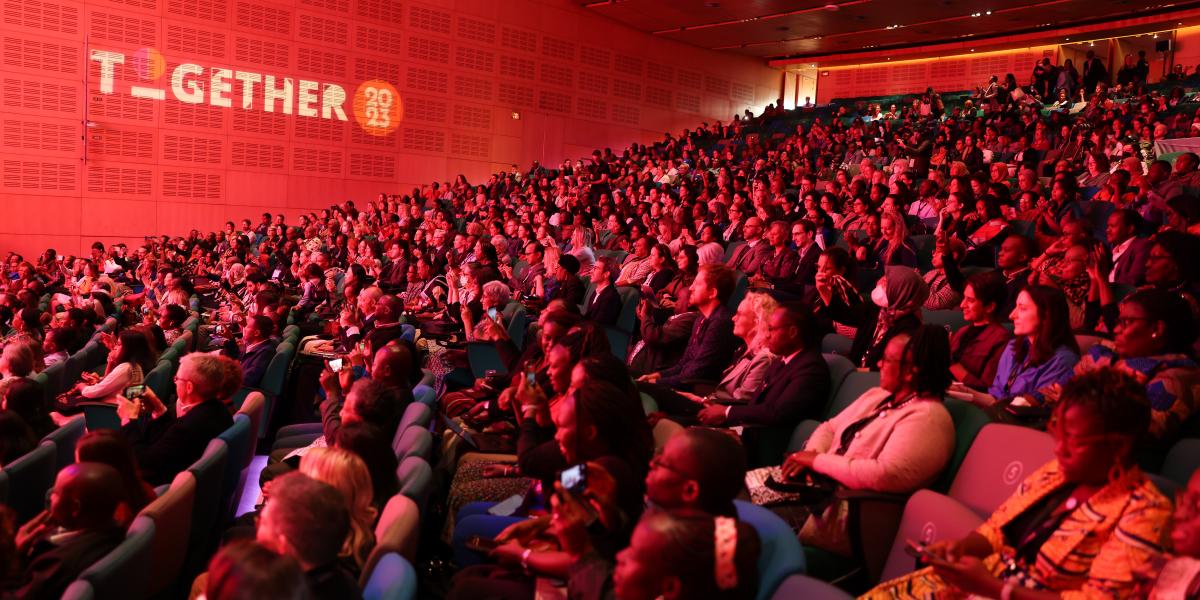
580;0;1186;59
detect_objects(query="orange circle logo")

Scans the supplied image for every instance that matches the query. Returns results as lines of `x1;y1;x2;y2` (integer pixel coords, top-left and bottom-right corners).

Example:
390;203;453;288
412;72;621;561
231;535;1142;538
353;79;402;136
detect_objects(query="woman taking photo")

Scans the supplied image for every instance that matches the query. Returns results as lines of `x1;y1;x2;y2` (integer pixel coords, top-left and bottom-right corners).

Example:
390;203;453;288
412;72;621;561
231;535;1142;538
947;285;1079;409
865;367;1172;599
55;329;157;414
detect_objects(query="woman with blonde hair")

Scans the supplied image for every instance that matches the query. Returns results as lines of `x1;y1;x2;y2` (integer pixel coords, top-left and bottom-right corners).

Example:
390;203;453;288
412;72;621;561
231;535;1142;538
646;291;779;410
298;447;378;573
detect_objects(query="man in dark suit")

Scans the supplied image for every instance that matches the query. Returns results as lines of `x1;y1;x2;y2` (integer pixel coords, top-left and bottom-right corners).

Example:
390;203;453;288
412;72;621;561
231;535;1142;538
698;302;831;466
6;463;125;599
1082;50;1107;95
122;353;235;486
376;240;407;291
239;314;277;389
638;264;737;390
782;219;821;293
257;472;362;600
1106;209;1151;286
586;256;622;327
727;217;770;274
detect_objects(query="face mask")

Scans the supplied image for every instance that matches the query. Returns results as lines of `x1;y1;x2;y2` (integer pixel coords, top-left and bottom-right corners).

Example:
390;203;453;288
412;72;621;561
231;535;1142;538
871;284;888;308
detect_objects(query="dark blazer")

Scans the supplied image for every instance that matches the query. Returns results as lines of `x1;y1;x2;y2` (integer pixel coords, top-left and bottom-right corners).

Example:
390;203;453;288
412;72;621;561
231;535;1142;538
658;305;736;388
950;323;1013;390
757;246;799;284
1001;268;1031;317
727;345;831;467
1110;237;1151;287
552;273;585;306
587;284;622;327
124;400;233;486
7;525;125;599
793;242;822;288
239;339;276;389
727;241;770;274
377;259;407;290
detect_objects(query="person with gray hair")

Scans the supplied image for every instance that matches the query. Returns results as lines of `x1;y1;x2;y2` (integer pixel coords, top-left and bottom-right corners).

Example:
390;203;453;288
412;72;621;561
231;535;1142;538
119;352;236;485
462;280;512;342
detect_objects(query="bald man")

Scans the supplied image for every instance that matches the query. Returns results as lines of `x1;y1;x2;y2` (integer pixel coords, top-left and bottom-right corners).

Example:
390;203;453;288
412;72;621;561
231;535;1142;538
7;463;125;599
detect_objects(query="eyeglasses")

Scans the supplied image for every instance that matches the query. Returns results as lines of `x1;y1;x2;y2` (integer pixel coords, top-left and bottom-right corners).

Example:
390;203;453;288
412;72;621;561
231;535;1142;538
1115;316;1151;329
649;454;689;479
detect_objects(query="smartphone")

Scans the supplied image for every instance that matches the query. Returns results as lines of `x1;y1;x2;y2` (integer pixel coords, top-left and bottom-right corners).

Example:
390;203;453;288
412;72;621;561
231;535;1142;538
329;358;343;372
56;255;64;262
560;463;587;494
903;541;947;565
465;535;500;553
487;307;498;321
525;370;537;386
124;384;146;399
487;493;526;517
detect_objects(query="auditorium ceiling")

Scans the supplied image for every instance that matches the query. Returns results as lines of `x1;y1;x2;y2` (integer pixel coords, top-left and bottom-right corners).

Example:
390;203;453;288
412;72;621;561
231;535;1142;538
580;0;1200;60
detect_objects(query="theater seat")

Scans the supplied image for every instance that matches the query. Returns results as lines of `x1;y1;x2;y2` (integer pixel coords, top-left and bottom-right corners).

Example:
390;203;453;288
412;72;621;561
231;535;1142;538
0;441;56;522
771;574;854;600
137;471;197;597
931;398;991;492
822;354;855;404
362;552;417;600
184;438;229;580
920;308;967;334
235;391;266;459
80;403;121;432
821;333;854;357
877;489;986;583
945;423;1055;518
393;427;433;463
79;515;155;600
360;494;421;586
1162;438;1200;487
217;415;254;525
41;413;86;472
735;500;806;600
397;456;433;517
60;580;94;600
397;402;432;433
824;371;880;420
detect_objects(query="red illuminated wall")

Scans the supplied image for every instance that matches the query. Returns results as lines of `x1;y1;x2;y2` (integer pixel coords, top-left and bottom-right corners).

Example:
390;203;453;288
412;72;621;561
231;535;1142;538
0;0;780;258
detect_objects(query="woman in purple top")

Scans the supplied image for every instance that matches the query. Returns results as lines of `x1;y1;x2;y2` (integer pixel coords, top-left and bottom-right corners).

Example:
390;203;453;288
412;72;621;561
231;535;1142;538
947;285;1079;408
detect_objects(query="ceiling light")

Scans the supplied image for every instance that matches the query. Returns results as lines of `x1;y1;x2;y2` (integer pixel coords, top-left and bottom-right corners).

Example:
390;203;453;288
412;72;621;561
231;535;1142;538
1089;41;1094;46
985;10;992;15
1154;33;1159;38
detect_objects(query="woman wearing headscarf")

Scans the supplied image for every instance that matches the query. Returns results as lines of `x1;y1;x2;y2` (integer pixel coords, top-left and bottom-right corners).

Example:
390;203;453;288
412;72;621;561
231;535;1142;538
835;266;929;370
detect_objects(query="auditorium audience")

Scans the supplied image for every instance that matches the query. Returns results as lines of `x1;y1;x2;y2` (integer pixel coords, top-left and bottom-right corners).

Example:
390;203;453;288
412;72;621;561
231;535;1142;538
5;55;1200;600
865;368;1171;599
782;325;955;556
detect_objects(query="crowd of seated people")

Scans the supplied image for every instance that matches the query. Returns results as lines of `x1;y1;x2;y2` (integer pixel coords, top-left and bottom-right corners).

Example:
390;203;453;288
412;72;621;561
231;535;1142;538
1;58;1200;600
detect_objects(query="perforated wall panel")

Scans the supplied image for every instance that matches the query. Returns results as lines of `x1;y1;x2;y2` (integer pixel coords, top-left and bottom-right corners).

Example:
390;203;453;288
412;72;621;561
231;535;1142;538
0;0;779;256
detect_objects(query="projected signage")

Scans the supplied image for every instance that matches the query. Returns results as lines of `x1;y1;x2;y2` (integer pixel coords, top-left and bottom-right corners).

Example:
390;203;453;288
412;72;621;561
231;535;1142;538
89;48;403;136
